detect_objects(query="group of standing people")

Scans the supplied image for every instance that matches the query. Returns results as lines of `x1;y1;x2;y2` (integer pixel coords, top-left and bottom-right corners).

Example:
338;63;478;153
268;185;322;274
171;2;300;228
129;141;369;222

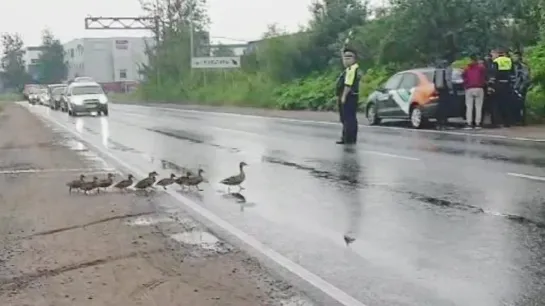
461;49;531;129
333;47;531;145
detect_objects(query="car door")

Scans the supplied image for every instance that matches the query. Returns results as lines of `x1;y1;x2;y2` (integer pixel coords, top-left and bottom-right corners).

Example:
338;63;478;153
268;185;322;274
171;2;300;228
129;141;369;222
375;73;403;117
391;72;419;117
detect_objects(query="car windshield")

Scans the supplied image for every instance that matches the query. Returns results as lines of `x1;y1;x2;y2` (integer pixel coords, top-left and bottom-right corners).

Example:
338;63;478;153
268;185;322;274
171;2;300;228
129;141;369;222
71;86;103;95
52;87;66;94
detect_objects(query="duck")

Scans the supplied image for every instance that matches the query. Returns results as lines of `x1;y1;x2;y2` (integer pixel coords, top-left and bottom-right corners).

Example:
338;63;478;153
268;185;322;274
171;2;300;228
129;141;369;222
186;169;205;191
80;177;99;195
174;172;192;189
67;174;85;193
156;173;176;190
134;171;159;193
113;174;134;192
96;173;115;193
220;162;247;192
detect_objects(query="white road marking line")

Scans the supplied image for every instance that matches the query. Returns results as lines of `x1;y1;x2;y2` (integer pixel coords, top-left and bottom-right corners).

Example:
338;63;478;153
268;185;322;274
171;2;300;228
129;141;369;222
0;168;115;174
115;104;545;142
507;172;545;182
27;105;368;306
120;110;420;161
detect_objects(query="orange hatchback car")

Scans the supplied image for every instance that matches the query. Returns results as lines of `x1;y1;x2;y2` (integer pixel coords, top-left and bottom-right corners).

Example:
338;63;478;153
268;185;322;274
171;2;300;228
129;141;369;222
365;67;465;128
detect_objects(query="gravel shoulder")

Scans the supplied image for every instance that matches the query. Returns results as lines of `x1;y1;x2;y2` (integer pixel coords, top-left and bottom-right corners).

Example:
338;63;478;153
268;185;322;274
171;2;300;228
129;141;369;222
0;104;306;305
118;102;545;140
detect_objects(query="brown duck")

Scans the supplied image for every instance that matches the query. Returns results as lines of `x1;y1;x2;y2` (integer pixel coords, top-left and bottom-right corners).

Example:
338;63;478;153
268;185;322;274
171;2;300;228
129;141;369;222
174;172;192;189
67;174;85;193
156;173;176;190
80;177;99;195
96;173;115;193
186;169;205;191
220;162;247;192
134;171;158;193
113;174;134;192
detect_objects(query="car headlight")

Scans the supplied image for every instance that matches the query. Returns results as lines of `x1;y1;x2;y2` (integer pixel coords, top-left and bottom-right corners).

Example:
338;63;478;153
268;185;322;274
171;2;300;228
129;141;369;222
72;98;83;105
99;96;108;104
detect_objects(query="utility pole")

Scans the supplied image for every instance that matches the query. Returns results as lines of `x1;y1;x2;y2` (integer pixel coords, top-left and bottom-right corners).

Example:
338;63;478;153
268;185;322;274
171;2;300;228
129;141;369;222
84;16;161;87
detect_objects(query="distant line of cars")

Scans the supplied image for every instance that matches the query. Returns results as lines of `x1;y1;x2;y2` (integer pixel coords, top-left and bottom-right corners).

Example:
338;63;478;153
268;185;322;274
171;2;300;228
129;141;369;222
24;77;109;116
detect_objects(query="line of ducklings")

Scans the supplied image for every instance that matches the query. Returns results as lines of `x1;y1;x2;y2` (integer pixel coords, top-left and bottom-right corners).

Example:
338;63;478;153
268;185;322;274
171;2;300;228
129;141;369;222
66;161;248;195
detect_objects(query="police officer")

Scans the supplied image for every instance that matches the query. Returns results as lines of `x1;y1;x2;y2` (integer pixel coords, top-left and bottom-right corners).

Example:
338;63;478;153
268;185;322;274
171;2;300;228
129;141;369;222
512;51;531;125
490;48;515;127
433;56;454;130
336;47;361;144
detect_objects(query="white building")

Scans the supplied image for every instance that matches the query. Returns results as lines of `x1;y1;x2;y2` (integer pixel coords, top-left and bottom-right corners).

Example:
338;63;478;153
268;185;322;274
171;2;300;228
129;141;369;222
63;37;154;84
209;43;248;56
23;46;46;81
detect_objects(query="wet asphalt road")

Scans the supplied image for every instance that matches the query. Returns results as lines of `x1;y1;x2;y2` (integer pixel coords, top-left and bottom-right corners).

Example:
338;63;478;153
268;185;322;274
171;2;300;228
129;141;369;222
26;103;545;306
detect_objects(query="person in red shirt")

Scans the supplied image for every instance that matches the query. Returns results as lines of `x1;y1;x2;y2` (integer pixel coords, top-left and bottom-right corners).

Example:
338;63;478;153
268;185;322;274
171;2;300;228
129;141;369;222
462;54;487;129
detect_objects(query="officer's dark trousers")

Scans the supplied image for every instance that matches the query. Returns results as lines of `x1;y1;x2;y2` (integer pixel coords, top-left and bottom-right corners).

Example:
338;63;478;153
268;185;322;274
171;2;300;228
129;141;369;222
494;83;512;127
513;90;527;125
340;95;358;143
436;90;450;126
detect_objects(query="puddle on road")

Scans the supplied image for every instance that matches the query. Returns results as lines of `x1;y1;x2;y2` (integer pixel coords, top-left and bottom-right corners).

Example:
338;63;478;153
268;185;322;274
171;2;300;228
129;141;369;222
109;140;139;153
148;128;241;153
56;137;110;168
279;296;316;306
127;216;173;226
170;230;228;252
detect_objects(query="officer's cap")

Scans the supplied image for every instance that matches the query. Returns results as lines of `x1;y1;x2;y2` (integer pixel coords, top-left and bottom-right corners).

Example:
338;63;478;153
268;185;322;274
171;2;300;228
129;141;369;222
343;47;357;57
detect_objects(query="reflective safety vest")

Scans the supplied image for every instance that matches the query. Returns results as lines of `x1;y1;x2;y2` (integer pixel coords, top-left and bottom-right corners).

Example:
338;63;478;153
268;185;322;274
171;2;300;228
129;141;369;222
493;56;512;71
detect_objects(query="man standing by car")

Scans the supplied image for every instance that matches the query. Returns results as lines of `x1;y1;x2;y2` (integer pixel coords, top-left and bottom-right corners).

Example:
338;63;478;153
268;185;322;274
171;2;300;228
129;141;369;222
512;51;531;125
336;47;361;144
462;54;486;129
490;48;515;127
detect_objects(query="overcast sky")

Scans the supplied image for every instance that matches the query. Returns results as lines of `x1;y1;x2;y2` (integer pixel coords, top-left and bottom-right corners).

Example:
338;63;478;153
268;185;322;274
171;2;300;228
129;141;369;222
0;0;312;47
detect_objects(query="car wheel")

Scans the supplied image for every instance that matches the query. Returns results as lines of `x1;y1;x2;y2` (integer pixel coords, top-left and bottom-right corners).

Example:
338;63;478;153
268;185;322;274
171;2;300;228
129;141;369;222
410;104;426;129
366;103;381;125
102;109;109;116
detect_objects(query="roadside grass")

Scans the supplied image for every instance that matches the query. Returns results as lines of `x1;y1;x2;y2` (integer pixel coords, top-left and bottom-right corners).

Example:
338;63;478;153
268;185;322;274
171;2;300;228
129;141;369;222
0;93;22;102
0;93;22;112
107;92;142;103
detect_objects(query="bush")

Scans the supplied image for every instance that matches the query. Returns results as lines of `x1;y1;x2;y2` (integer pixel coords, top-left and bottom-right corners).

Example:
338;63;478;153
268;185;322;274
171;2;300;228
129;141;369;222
524;44;545;122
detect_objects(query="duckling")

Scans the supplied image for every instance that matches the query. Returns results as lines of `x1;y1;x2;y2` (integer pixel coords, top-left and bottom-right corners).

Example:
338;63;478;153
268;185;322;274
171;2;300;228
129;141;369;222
80;177;99;195
174;172;192;189
96;173;115;193
343;235;356;245
220;162;247;192
113;174;134;192
186;169;205;191
156;173;176;190
67;174;85;193
134;171;159;193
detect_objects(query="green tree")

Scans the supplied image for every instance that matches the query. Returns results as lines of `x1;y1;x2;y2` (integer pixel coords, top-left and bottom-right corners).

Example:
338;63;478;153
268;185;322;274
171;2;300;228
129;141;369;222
0;33;29;91
36;30;67;84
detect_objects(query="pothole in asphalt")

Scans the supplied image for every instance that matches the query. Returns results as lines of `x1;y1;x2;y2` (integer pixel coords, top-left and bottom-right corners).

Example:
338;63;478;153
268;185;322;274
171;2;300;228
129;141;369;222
170;231;230;253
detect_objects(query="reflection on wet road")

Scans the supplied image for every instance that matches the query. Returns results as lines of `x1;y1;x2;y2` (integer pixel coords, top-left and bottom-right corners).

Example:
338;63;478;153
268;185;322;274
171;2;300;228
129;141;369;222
28;103;545;306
